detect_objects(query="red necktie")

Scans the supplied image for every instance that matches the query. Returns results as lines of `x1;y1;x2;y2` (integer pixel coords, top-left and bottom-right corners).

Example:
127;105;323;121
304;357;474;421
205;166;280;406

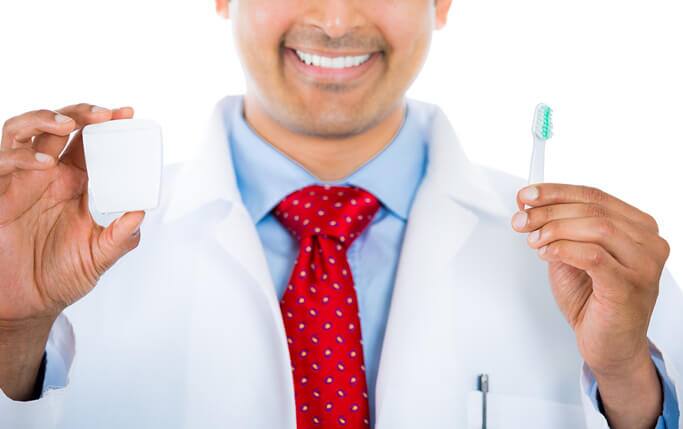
274;185;381;429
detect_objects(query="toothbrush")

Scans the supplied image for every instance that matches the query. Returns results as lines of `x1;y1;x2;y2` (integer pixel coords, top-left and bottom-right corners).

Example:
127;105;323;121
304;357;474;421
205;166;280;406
528;103;554;185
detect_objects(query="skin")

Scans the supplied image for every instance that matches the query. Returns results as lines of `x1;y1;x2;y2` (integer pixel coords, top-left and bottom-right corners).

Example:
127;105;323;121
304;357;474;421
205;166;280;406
0;1;670;428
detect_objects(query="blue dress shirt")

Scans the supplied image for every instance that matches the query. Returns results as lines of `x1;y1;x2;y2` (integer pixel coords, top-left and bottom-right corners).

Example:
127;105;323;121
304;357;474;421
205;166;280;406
228;98;427;423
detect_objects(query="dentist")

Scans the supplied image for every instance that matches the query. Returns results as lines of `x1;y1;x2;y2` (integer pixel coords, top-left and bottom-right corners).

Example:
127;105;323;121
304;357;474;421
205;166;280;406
1;1;681;428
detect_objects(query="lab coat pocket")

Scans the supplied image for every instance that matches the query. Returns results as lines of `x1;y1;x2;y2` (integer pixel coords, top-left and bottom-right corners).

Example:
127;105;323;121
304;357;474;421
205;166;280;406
467;391;585;429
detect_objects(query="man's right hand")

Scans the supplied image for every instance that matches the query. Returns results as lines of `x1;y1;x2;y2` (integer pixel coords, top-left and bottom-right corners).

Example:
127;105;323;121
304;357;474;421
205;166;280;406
0;104;145;400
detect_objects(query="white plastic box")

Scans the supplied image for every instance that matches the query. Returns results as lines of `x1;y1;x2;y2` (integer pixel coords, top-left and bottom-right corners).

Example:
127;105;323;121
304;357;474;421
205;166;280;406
82;119;163;214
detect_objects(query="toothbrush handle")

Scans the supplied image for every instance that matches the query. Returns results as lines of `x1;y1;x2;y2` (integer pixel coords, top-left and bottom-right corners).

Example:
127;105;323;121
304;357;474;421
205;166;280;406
528;136;545;185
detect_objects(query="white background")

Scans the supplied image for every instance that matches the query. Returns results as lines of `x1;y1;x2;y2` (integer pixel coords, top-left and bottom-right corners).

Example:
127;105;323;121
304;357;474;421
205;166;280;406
1;0;681;284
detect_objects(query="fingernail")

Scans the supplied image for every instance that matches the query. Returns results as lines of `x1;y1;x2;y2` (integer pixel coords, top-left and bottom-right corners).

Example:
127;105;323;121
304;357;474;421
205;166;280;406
132;228;141;237
529;229;542;243
512;211;528;229
54;113;72;123
538;245;548;255
34;152;54;163
91;105;108;113
521;186;539;201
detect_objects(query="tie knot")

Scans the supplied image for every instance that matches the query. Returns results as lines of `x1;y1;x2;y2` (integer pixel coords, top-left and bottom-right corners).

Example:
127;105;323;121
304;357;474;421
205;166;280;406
274;185;380;247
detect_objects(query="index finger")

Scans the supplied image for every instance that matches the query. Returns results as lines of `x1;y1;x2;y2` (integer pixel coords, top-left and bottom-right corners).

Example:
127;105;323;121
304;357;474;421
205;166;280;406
516;183;658;231
1;109;76;151
33;103;114;159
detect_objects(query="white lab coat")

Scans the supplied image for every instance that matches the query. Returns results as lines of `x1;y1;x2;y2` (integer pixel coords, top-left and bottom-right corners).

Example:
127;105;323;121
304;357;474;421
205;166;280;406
1;96;682;429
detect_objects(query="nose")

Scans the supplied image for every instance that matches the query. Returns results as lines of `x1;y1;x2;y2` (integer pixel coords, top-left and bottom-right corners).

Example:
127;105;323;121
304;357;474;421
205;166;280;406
304;0;365;39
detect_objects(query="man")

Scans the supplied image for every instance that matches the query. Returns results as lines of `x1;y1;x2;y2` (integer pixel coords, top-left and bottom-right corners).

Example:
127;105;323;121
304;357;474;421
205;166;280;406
0;0;681;428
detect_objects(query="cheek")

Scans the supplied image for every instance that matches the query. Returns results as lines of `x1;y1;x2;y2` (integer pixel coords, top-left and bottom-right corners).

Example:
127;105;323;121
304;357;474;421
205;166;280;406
372;2;433;73
233;1;297;70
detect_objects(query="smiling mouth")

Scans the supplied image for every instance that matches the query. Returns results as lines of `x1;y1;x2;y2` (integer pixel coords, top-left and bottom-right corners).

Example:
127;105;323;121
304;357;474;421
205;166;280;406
292;49;373;69
283;46;383;85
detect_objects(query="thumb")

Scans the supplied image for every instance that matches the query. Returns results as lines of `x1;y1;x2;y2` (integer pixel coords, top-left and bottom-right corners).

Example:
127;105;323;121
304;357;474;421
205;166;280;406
93;211;146;274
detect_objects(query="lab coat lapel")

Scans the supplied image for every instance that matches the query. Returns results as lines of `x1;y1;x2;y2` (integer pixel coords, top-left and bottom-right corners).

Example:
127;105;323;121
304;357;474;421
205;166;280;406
163;97;281;317
374;105;510;427
164;97;297;427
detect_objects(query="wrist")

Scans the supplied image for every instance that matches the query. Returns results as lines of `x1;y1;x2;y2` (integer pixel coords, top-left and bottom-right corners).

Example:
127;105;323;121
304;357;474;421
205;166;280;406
0;315;55;401
588;338;652;381
591;346;662;429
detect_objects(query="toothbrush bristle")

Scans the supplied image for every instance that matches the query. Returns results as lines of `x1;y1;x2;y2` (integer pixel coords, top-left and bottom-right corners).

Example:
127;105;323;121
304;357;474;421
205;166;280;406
533;103;554;140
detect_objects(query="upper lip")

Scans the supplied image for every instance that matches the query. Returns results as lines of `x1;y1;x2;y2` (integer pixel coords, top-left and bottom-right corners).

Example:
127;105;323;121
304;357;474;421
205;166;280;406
285;46;379;58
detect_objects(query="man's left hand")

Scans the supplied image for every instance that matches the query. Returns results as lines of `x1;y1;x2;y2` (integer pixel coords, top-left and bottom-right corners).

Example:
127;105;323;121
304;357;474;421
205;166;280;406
511;183;671;429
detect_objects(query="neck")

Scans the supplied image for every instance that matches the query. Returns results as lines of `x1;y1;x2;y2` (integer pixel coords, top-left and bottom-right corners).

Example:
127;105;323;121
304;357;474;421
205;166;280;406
242;95;406;182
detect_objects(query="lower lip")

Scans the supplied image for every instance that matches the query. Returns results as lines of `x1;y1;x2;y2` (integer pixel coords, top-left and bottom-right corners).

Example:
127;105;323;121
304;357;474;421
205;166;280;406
284;48;381;83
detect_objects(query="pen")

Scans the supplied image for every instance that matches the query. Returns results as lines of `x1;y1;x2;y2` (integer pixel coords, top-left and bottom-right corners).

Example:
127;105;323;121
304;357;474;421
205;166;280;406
478;374;489;429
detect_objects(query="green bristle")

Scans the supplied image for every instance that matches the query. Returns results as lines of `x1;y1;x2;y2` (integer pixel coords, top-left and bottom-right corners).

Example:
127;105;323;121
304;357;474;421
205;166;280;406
534;104;554;140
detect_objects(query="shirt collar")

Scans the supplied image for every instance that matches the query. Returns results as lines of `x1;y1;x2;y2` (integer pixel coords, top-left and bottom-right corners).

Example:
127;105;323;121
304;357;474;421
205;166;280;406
229;97;427;224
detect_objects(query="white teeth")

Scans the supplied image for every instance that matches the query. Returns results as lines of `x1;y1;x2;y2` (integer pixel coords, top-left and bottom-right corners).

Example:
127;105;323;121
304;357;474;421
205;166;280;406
294;49;372;69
